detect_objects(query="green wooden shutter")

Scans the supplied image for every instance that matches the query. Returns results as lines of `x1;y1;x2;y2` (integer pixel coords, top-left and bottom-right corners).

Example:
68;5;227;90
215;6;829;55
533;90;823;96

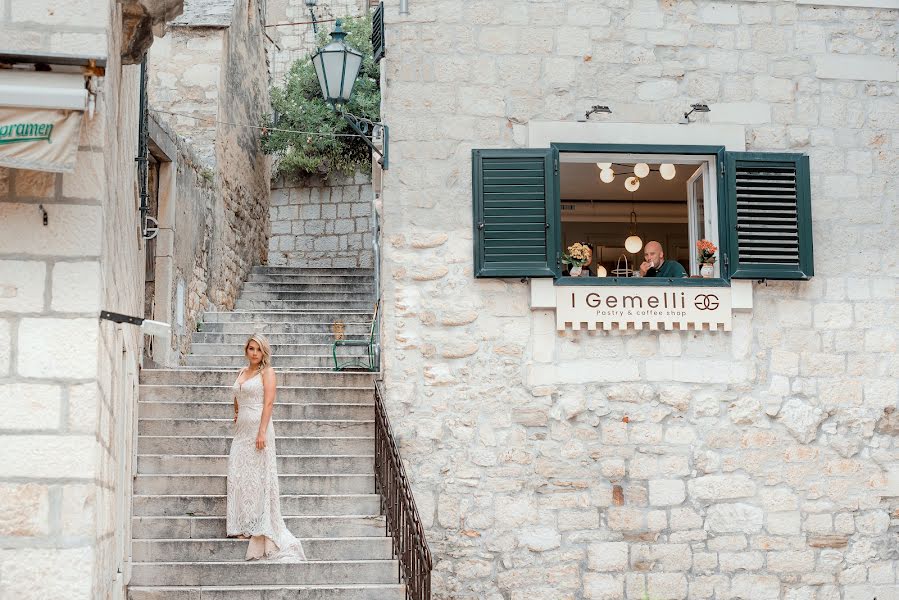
472;148;560;278
371;2;385;63
724;152;813;280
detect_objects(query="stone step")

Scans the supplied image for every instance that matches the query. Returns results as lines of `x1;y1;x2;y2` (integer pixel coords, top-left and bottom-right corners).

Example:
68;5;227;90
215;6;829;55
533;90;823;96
132;514;386;539
197;323;371;337
138;418;374;437
129;560;398;586
190;343;368;356
132;494;382;517
200;311;372;324
133;474;375;495
139;401;372;420
234;300;375;311
192;332;368;344
128;584;405;600
138;436;373;455
184;354;364;369
241;282;375;293
251;266;374;275
238;291;375;301
137;454;374;475
139;385;373;404
132;537;393;562
247;272;376;284
139;370;376;386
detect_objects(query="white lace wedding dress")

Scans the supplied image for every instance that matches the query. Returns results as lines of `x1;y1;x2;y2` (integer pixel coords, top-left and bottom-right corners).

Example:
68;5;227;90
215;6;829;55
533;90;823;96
226;370;307;561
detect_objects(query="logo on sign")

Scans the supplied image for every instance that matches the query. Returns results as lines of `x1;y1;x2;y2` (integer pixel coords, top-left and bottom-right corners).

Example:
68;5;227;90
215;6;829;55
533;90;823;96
694;294;720;311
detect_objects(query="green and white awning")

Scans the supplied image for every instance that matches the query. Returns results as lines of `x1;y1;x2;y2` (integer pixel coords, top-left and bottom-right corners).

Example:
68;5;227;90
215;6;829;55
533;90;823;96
0;70;87;173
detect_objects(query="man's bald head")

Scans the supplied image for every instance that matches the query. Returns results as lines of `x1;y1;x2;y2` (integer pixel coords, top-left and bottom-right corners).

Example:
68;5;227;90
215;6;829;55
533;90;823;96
644;241;664;267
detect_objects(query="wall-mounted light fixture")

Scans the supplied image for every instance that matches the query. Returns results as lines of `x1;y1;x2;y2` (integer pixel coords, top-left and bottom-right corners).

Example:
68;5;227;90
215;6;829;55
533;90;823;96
585;105;612;120
100;310;171;339
312;20;389;169
304;0;319;34
679;103;710;124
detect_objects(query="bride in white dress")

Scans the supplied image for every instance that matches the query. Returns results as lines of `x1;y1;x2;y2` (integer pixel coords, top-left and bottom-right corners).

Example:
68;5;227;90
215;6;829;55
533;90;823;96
227;334;307;561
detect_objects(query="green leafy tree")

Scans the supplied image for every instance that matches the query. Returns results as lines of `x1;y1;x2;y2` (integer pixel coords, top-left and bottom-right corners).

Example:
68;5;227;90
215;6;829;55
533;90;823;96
263;17;380;179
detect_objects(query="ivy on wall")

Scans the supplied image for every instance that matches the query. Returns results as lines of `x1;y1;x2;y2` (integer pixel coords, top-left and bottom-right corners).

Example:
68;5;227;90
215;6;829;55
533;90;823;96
263;17;380;179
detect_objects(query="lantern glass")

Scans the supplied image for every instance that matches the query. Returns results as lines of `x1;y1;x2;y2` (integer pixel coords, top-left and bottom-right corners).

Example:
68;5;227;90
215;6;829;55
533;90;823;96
311;22;364;104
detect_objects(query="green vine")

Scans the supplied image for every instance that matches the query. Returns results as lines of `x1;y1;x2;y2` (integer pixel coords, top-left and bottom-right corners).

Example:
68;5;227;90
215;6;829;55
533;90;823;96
263;17;380;180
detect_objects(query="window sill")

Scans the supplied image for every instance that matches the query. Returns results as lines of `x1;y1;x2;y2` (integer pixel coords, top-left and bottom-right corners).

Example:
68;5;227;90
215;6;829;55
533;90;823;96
555;276;730;288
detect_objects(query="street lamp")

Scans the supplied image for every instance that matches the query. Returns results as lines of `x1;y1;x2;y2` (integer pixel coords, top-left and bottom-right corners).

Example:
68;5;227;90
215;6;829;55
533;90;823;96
304;0;318;34
312;20;389;169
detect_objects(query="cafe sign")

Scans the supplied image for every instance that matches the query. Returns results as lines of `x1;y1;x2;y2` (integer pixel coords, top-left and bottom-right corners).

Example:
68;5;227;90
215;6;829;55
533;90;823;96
556;286;733;331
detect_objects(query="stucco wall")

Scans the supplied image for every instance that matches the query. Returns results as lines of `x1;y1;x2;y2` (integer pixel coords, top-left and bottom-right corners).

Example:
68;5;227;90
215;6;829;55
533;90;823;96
378;2;899;599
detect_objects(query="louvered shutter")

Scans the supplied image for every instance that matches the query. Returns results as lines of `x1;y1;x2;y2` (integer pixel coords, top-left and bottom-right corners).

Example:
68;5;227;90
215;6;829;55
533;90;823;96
371;2;385;63
472;148;561;278
724;152;813;280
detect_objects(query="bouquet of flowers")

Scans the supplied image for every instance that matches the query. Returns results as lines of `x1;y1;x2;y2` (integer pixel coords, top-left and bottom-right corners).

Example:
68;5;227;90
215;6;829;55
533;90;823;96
562;242;592;276
696;239;717;265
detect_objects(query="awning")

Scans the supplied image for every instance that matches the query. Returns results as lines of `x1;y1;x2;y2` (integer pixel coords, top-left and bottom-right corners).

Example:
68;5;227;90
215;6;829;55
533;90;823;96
0;70;88;173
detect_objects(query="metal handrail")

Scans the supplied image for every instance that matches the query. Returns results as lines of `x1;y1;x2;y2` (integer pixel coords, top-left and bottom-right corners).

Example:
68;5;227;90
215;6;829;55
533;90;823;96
374;380;432;600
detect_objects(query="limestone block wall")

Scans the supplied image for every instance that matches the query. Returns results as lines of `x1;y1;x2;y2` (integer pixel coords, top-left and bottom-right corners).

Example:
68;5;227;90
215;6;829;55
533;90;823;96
146;0;272;365
0;1;177;597
148;27;224;167
267;0;372;82
378;1;899;599
269;174;374;268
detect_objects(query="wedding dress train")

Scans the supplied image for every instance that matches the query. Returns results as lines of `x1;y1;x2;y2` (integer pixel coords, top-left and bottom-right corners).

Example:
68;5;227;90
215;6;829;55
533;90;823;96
226;371;307;561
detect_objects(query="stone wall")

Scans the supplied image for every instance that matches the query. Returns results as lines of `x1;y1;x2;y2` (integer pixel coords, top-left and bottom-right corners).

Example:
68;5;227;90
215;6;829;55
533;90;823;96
146;0;272;365
266;0;371;82
0;1;180;597
269;174;374;268
378;2;899;599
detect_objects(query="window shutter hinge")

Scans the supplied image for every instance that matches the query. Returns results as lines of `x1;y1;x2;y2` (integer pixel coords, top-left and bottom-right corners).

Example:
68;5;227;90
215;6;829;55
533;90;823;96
720;162;726;176
553;157;559;175
478;222;484;230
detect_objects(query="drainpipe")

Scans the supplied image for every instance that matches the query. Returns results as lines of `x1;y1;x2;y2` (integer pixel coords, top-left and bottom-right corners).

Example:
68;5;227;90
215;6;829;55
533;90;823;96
399;0;408;15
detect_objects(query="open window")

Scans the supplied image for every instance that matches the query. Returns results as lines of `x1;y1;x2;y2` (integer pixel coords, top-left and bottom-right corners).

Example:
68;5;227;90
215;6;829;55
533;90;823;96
559;152;720;279
472;145;813;284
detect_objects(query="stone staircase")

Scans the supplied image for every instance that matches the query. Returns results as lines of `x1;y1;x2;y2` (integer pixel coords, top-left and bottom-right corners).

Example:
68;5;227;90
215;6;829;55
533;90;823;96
128;266;404;600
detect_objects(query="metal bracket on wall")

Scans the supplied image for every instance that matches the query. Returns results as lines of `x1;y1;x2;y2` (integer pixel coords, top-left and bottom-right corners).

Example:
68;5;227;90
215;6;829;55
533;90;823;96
340;111;389;170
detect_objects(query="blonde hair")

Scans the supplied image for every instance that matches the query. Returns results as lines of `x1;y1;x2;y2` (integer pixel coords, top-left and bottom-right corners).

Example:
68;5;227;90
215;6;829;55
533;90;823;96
244;334;273;372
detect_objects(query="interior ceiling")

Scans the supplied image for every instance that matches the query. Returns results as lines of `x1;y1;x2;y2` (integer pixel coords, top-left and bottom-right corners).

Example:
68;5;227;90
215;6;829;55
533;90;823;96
560;162;696;202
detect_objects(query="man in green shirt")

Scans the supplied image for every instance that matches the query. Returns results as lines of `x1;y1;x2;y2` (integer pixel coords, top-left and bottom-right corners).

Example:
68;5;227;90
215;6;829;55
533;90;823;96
637;240;687;278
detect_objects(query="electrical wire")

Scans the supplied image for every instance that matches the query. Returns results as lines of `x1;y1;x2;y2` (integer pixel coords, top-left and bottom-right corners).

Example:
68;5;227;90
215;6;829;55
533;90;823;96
149;108;366;139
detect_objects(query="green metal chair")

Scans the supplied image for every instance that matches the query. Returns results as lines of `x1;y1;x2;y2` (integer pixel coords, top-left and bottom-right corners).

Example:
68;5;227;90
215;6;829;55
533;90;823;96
332;301;379;372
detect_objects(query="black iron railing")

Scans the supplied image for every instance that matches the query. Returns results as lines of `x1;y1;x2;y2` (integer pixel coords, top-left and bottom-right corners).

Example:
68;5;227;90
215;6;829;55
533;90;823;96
374;381;432;600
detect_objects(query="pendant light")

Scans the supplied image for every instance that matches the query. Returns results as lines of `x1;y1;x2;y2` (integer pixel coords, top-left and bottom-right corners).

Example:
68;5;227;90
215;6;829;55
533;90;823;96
624;176;640;192
660;163;676;180
624;197;643;254
634;162;650;178
600;168;615;183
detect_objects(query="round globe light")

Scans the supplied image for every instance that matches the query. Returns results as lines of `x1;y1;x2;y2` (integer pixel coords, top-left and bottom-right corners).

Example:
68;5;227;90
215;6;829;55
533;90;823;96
660;163;676;180
595;265;608;277
596;162;612;170
624;176;640;192
634;163;650;178
600;168;615;183
624;235;643;254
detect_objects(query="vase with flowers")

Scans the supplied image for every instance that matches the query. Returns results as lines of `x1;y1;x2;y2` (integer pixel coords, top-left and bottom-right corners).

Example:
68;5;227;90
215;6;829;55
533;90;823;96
562;242;591;277
696;239;717;278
